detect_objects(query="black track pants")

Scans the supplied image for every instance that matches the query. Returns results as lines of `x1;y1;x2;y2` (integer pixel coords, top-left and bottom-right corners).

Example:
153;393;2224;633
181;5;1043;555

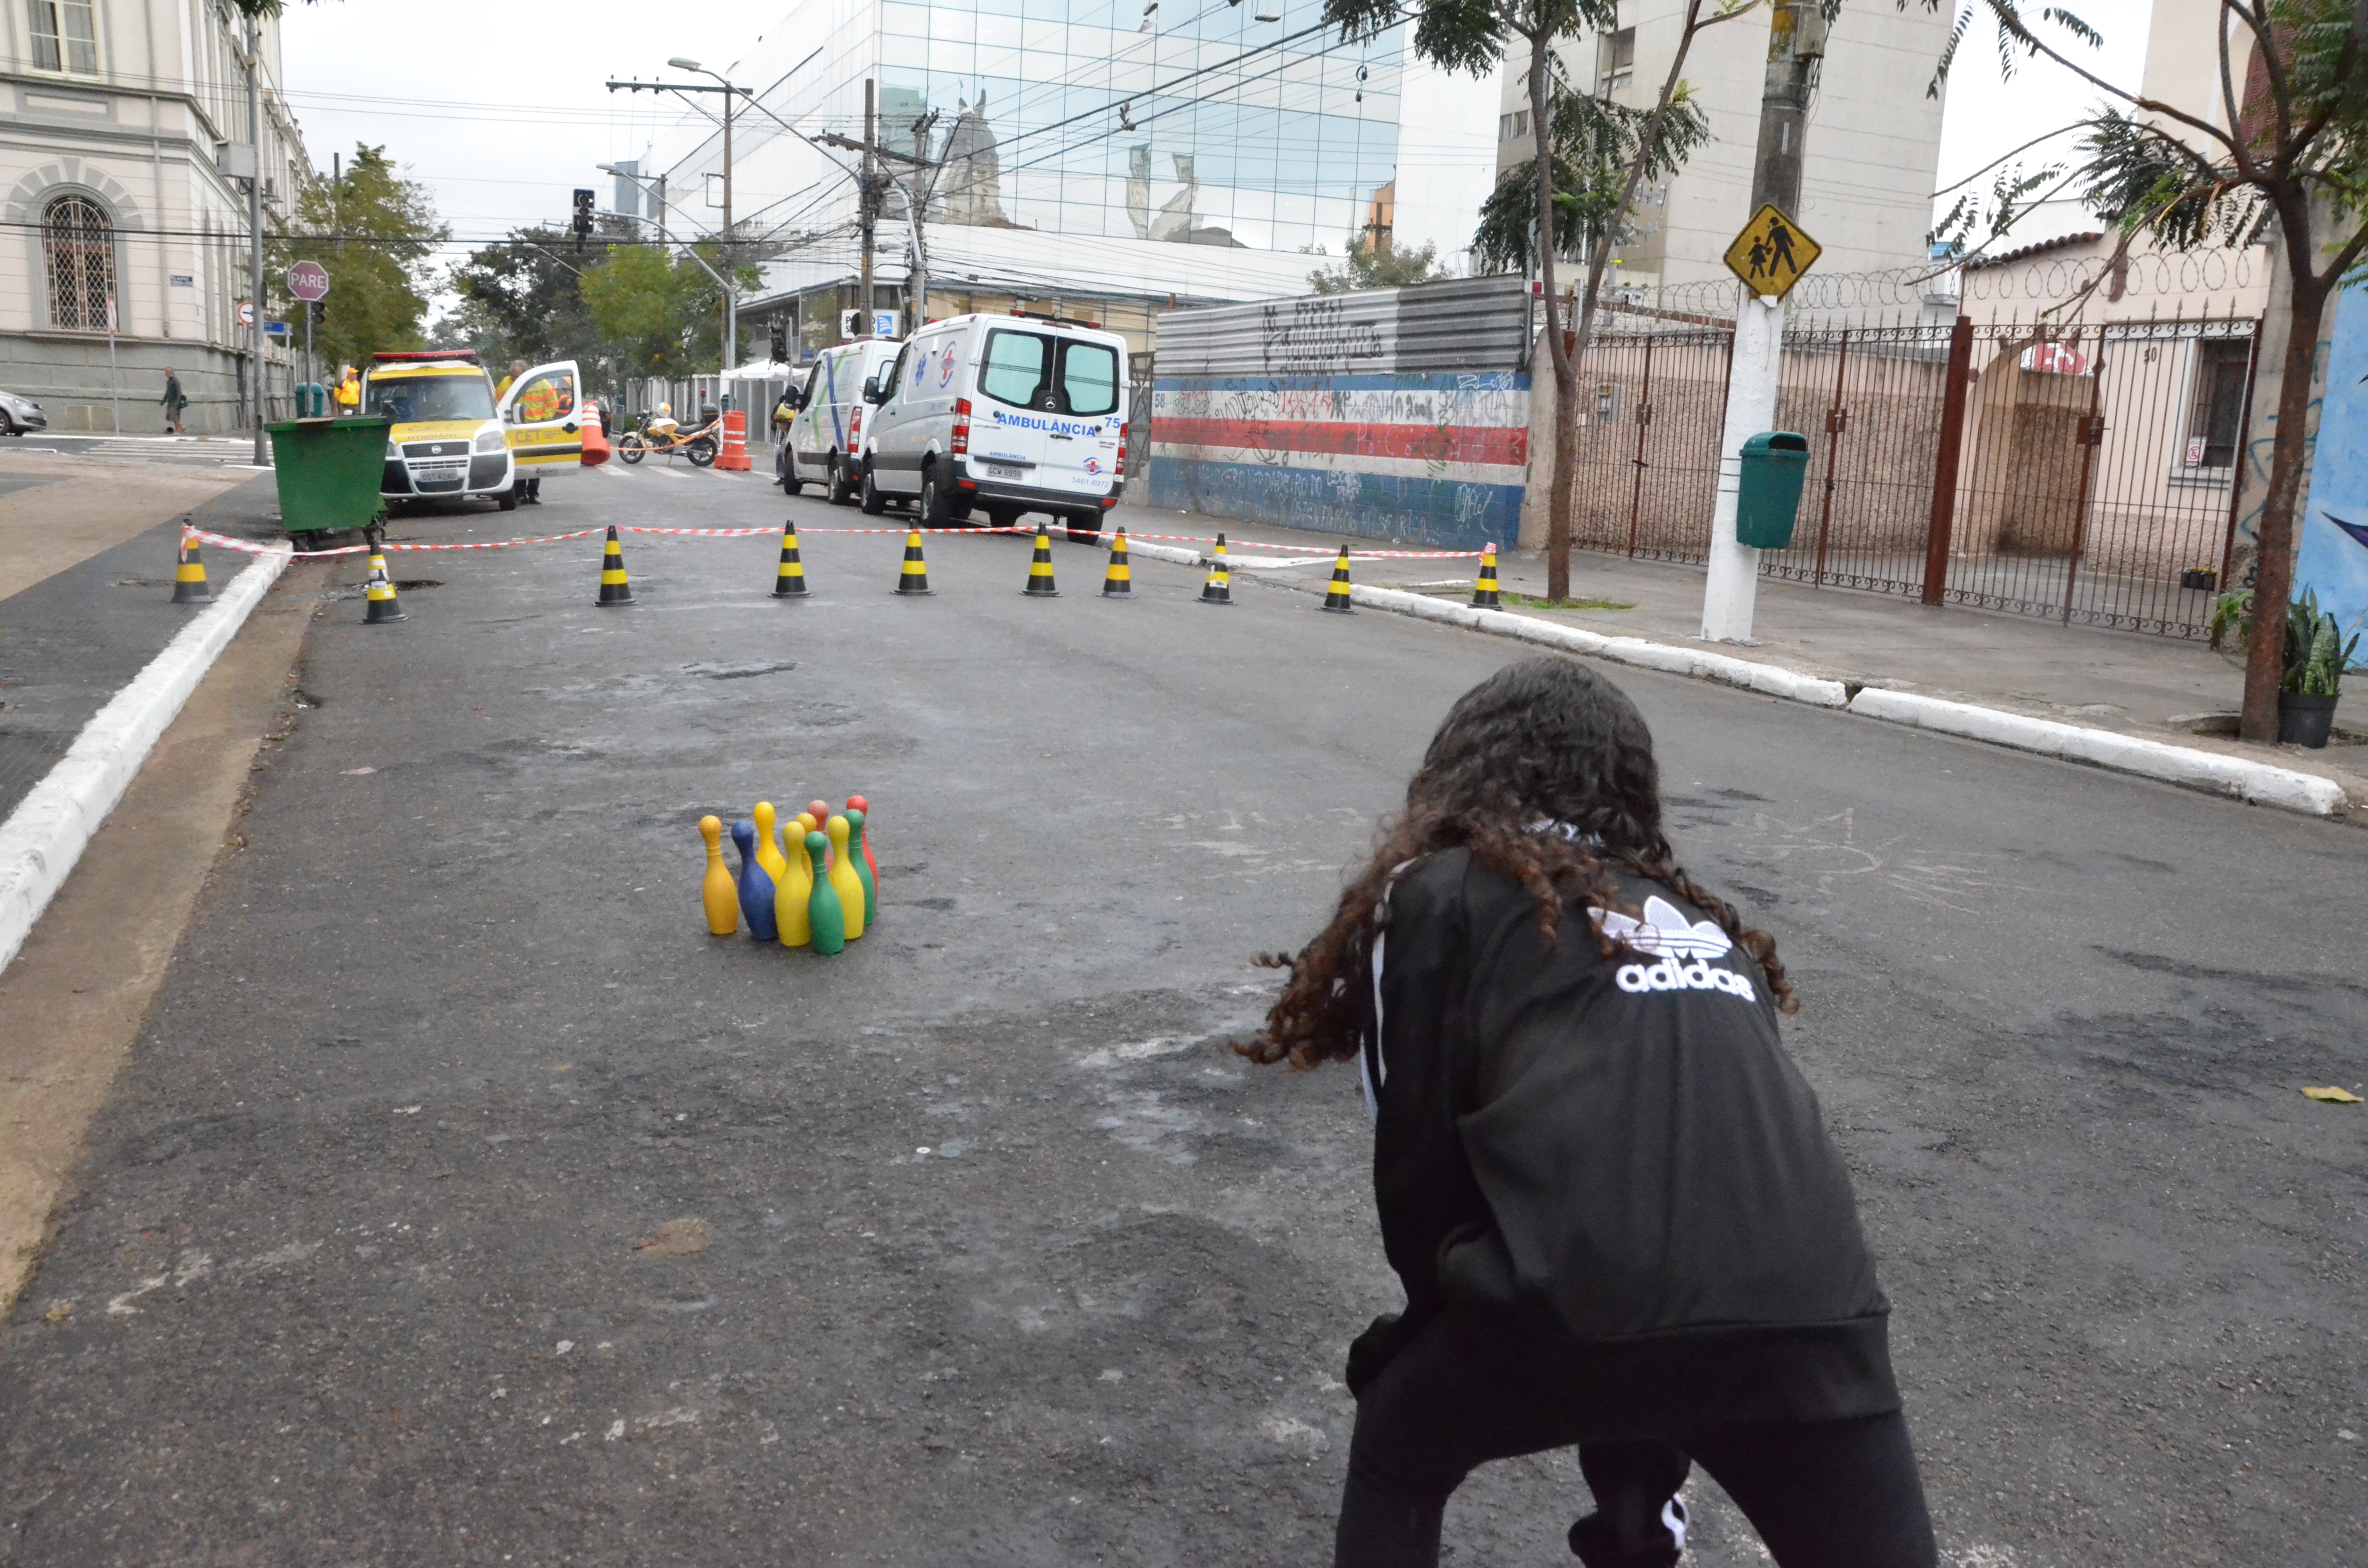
1333;1310;1936;1568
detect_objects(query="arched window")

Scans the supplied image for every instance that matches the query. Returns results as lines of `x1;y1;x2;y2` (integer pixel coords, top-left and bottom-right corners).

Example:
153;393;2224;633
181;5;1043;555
43;194;113;332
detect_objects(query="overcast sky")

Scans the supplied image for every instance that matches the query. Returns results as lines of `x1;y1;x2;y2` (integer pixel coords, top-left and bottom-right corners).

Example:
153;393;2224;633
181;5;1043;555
278;0;2155;286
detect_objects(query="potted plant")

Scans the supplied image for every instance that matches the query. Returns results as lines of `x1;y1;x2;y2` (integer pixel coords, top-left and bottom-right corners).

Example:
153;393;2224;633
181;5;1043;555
2277;588;2357;748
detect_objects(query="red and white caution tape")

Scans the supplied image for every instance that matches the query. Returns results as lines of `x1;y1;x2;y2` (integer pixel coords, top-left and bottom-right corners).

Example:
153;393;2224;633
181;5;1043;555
185;525;606;559
183;521;1483;561
1095;528;1484;558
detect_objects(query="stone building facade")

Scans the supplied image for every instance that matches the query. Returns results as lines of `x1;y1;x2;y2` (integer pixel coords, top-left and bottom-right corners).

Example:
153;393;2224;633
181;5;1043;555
1;0;309;434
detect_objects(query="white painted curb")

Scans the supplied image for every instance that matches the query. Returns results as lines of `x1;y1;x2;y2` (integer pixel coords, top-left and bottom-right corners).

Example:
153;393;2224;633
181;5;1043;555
1111;533;2351;818
1344;585;1853;707
1847;687;2348;816
0;546;291;978
1122;539;1207;569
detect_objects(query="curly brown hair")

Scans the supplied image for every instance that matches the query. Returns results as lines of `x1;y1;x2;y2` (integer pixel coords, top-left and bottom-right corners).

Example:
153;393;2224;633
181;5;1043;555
1239;658;1796;1070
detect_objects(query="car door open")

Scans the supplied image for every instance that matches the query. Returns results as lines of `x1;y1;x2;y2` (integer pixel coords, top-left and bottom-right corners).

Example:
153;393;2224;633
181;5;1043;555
499;360;585;478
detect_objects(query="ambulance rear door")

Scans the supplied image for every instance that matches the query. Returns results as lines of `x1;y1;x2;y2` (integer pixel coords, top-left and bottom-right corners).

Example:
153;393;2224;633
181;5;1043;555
498;360;585;476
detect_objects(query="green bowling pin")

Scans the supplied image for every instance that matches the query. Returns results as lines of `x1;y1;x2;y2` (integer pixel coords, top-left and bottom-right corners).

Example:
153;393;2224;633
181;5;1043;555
846;808;878;926
806;830;846;955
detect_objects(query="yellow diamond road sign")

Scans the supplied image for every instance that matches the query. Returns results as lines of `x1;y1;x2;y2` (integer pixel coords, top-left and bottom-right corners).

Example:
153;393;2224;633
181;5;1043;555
1723;204;1821;300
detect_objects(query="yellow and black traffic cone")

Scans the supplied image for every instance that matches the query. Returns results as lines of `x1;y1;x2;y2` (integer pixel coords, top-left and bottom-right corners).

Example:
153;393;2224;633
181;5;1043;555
595;525;635;606
1321;544;1356;613
170;525;211;604
1199;533;1233;606
1022;522;1061;598
1100;528;1134;599
1473;542;1502;607
772;520;809;597
362;546;406;625
893;529;934;596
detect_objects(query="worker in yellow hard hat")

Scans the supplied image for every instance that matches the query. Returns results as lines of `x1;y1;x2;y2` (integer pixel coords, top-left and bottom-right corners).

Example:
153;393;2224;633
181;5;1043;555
332;364;360;413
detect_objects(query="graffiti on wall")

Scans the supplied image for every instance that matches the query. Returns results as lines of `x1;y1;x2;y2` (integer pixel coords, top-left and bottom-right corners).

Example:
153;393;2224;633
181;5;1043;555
1258;296;1390;376
2293;279;2368;656
1149;369;1529;550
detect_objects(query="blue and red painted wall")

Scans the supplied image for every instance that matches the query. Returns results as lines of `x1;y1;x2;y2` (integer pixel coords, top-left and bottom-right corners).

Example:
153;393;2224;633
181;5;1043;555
1147;276;1532;551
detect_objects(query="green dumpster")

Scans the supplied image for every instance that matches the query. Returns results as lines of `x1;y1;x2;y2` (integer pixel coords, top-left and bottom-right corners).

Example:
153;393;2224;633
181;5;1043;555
266;416;390;541
1735;430;1811;549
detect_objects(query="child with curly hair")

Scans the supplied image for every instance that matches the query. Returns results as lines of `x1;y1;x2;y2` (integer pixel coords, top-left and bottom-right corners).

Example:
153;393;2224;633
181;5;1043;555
1243;658;1934;1568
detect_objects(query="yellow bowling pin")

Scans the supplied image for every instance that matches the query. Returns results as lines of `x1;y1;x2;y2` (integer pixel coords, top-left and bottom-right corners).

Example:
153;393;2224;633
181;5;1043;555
826;814;866;939
698;815;738;936
753;801;791;885
775;820;815;947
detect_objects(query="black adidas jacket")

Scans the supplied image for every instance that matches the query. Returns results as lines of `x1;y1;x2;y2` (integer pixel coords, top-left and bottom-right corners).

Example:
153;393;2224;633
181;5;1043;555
1349;847;1899;1429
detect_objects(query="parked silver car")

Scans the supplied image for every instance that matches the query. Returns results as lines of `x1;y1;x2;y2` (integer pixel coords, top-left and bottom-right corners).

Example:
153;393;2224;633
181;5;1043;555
0;389;48;436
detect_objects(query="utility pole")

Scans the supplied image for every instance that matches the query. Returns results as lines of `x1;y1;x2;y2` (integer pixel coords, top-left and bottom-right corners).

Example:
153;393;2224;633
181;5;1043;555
723;84;735;380
611;63;740;386
820;112;935;335
860;79;877;334
244;14;266;465
1701;0;1823;642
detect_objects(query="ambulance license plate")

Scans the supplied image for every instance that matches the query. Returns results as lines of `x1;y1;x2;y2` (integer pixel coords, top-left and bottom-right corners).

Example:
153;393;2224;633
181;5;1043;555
986;464;1022;479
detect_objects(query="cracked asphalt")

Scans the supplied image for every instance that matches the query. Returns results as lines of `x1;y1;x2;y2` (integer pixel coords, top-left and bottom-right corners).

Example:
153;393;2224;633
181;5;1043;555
2;467;2364;1566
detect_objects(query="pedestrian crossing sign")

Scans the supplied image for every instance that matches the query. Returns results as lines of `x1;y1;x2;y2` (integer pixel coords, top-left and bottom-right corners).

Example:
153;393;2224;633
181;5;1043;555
1723;204;1821;300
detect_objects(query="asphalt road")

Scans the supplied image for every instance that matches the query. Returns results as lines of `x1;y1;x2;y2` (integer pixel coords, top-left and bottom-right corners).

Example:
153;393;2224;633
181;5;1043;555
2;464;2363;1566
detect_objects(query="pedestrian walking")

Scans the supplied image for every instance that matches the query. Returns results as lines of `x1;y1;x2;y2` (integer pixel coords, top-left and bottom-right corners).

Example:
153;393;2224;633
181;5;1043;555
333;365;359;413
160;368;187;434
1245;658;1935;1568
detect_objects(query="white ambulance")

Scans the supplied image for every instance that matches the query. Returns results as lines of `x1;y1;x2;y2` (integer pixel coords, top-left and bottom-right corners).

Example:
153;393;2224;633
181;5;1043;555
780;338;904;503
854;312;1128;535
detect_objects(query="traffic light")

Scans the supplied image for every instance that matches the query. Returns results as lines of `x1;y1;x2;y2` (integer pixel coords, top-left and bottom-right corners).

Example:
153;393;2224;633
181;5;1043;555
571;188;595;251
769;318;789;363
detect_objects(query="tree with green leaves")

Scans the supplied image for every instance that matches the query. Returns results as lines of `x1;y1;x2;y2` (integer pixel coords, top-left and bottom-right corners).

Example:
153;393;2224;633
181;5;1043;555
1308;233;1455;293
444;224;618;370
1925;0;2368;741
579;241;761;380
268;143;446;370
1323;0;1746;600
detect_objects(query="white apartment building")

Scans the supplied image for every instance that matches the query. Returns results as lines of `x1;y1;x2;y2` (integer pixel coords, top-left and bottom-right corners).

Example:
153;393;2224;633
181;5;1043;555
0;0;309;433
1493;0;1952;293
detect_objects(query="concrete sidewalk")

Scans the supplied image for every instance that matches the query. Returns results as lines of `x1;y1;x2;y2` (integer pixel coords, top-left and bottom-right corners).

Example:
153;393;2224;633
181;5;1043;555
1107;502;2368;813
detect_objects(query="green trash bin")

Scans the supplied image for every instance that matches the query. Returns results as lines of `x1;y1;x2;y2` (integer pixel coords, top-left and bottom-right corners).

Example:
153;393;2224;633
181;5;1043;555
1735;430;1811;549
266;416;390;541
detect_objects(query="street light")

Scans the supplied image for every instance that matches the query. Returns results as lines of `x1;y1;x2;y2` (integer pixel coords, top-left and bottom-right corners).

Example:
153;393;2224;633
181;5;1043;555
608;61;741;387
597;162;667;246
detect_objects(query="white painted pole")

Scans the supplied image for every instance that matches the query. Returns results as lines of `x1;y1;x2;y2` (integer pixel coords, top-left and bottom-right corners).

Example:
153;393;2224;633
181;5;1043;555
1701;291;1783;642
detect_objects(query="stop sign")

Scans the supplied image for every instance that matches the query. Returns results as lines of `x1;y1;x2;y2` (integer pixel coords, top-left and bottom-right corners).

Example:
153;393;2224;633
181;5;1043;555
287;260;330;302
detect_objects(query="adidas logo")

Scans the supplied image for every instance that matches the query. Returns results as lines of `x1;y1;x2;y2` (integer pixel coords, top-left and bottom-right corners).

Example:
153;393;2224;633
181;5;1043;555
1593;896;1757;999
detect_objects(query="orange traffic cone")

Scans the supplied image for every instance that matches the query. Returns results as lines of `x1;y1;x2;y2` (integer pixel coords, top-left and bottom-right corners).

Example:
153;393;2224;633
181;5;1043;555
717;408;752;472
580;397;611;468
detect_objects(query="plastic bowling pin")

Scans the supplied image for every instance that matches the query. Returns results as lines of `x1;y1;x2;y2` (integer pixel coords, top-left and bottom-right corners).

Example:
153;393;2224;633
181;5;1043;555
774;817;815;947
806;800;833;865
699;815;738;936
826;815;865;939
730;819;779;943
753;801;790;884
846;808;878;926
847;794;879;884
806;830;846;954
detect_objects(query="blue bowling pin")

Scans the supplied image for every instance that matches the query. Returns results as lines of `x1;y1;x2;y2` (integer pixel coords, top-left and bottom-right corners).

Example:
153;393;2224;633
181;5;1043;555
730;819;779;943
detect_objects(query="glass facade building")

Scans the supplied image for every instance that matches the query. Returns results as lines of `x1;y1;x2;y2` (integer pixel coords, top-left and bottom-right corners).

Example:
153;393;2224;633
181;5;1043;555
641;0;1406;345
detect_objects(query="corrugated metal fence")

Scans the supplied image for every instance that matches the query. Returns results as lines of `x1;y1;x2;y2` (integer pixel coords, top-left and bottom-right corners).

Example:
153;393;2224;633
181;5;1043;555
1148;276;1532;550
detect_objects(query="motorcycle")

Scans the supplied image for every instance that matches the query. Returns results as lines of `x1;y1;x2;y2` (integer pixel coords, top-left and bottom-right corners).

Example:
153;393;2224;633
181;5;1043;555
616;411;719;467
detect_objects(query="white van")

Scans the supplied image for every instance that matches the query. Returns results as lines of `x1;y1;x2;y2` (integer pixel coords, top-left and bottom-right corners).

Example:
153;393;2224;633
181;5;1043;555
780;338;904;503
854;313;1128;534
